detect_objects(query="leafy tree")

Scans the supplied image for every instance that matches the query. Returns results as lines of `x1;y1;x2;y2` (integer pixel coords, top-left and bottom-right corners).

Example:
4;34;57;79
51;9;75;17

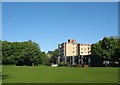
48;49;59;64
91;36;120;66
91;41;102;57
2;40;48;66
52;49;59;57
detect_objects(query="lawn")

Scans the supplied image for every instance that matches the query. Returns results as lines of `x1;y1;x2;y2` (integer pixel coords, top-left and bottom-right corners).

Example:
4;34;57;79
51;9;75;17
2;65;119;83
0;65;2;85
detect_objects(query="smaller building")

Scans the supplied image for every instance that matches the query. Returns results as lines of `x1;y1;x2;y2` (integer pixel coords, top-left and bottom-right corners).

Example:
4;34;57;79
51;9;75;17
47;51;53;59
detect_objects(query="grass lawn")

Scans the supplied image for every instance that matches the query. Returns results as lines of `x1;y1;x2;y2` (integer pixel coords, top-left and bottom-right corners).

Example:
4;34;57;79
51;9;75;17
0;65;2;84
2;65;119;83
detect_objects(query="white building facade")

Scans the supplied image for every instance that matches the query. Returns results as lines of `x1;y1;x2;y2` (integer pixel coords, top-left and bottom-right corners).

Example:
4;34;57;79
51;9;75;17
58;39;91;66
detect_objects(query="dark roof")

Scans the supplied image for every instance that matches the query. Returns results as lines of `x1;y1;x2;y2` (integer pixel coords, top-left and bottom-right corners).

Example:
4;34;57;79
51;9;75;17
47;51;53;54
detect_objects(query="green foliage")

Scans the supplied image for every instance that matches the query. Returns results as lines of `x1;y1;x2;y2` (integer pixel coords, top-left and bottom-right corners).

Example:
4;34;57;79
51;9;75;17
2;40;48;66
39;52;49;65
91;41;102;57
52;49;59;57
58;62;66;67
91;36;120;62
48;49;59;64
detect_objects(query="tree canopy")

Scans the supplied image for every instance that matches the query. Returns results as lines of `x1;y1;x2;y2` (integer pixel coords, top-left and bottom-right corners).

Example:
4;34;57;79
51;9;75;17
2;40;48;66
47;49;59;64
91;36;120;62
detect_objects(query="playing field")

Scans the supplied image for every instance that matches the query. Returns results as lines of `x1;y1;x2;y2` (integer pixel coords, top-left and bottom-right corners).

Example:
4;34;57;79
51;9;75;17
2;65;118;83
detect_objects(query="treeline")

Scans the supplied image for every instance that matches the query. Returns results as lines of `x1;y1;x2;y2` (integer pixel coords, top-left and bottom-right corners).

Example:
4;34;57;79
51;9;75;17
2;40;48;66
1;36;120;66
91;36;120;66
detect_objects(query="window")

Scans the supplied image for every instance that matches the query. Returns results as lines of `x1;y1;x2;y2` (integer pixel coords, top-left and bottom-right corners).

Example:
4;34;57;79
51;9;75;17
81;52;83;54
81;48;83;50
88;47;90;50
84;48;86;50
89;52;91;54
73;51;74;53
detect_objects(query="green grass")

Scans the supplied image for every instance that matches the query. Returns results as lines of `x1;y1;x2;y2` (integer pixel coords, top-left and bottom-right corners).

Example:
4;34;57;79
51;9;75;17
2;65;119;83
0;65;2;84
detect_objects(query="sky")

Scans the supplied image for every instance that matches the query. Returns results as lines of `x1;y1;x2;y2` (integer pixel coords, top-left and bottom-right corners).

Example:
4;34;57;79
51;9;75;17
2;2;118;53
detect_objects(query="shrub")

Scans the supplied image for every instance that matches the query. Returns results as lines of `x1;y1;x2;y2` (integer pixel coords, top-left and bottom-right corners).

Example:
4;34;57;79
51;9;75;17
58;62;67;67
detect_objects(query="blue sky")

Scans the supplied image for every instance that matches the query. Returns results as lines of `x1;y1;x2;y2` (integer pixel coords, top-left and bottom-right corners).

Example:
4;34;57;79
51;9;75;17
2;2;118;53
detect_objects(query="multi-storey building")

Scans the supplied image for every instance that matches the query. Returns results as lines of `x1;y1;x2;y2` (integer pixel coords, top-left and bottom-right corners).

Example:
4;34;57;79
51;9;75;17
58;39;91;66
78;44;91;56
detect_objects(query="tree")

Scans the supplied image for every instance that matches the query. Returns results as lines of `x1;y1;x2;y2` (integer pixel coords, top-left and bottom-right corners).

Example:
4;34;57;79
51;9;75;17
2;40;48;66
52;49;59;57
48;49;59;64
91;36;120;66
91;41;102;57
39;52;49;65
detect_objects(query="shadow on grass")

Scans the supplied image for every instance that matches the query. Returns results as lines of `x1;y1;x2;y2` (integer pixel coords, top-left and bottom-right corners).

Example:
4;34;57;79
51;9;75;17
1;74;8;79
